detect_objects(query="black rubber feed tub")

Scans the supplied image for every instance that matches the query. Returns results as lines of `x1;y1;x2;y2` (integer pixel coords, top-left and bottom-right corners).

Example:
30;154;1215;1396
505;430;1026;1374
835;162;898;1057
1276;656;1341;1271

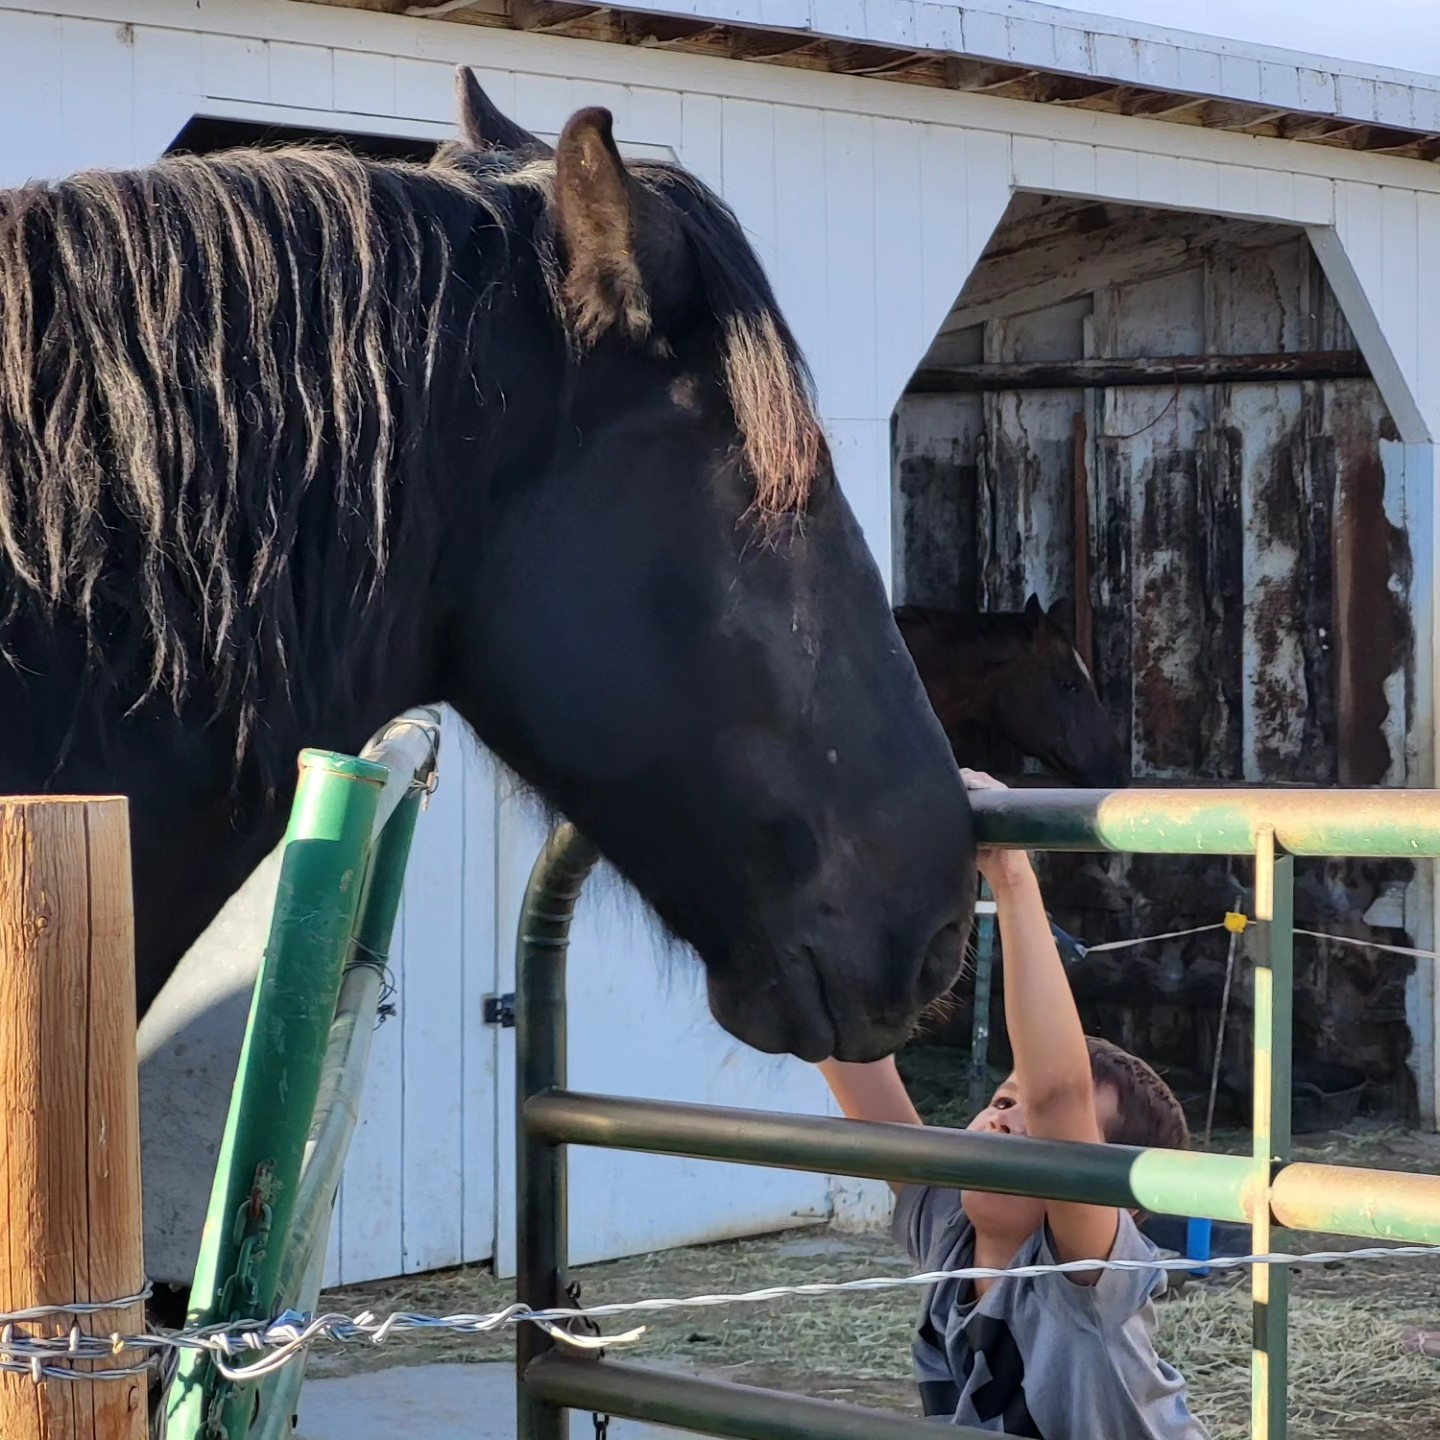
1223;1059;1367;1135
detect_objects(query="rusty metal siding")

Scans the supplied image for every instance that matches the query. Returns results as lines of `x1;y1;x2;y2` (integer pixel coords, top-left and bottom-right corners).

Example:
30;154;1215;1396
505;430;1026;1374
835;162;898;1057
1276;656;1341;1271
895;209;1422;1114
980;301;1088;612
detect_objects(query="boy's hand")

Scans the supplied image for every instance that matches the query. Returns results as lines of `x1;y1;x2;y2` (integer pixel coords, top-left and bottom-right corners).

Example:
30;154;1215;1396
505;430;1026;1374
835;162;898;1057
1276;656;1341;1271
961;769;1034;892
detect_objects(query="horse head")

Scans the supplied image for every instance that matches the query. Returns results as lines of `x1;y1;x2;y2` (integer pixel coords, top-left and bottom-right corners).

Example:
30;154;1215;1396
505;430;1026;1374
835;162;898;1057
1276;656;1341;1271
991;596;1127;787
438;73;975;1061
896;597;1127;788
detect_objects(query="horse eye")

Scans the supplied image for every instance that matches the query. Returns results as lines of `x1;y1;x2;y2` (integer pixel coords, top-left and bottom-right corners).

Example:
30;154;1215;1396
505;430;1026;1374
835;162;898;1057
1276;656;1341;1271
1060;679;1078;694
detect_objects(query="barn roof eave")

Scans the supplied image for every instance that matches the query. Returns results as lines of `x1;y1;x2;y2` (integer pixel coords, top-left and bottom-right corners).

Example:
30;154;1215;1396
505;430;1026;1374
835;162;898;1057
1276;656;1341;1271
312;0;1440;163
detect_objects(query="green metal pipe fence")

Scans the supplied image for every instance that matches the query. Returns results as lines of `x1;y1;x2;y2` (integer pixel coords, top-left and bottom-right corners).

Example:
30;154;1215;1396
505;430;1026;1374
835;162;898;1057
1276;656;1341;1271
527;1353;978;1440
515;789;1440;1440
166;709;441;1440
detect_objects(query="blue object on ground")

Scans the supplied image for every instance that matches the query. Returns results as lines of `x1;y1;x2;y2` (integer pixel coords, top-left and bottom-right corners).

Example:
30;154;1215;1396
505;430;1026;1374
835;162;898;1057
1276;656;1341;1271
1186;1216;1212;1277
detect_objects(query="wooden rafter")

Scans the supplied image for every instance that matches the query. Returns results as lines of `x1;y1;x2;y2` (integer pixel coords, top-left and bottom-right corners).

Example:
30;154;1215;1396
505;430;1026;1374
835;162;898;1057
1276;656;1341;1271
1117;90;1210;120
1351;123;1439;154
620;13;721;46
909;350;1370;394
942;56;1034;93
727;31;822;60
510;0;600;31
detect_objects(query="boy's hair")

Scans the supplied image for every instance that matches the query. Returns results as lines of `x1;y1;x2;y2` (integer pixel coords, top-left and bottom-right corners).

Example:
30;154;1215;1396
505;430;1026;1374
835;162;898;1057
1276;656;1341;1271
1086;1037;1190;1151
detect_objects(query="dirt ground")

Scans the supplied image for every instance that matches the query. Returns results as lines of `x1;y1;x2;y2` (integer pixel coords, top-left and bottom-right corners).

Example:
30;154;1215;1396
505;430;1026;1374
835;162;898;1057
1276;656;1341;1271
317;1115;1440;1440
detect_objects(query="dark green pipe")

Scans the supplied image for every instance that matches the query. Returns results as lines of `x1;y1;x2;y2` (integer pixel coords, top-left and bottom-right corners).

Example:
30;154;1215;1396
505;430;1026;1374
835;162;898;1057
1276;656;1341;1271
525;1354;989;1440
524;1091;1440;1243
515;824;600;1440
968;787;1440;857
524;1090;1259;1223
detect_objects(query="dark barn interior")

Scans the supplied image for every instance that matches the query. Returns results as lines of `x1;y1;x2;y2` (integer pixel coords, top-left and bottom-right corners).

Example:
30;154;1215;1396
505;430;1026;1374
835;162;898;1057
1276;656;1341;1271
894;193;1424;1122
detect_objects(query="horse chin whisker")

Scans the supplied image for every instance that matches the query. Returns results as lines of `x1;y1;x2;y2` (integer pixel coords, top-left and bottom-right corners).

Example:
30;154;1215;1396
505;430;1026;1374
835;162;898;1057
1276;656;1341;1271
912;986;960;1040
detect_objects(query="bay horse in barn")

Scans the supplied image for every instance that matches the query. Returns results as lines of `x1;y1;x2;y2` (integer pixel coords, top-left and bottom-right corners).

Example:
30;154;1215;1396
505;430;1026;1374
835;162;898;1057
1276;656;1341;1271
0;71;974;1066
896;597;1127;788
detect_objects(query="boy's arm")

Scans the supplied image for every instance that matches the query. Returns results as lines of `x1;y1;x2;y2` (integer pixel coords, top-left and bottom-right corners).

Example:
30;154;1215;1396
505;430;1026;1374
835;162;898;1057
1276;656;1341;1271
816;1056;921;1194
977;781;1120;1275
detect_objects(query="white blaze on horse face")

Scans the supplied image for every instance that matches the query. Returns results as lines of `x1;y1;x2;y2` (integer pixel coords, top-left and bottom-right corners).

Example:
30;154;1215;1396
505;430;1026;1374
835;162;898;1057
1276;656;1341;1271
1071;646;1093;685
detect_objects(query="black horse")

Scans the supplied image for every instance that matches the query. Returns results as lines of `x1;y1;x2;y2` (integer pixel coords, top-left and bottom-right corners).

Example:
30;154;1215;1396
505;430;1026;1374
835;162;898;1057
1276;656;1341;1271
0;72;974;1064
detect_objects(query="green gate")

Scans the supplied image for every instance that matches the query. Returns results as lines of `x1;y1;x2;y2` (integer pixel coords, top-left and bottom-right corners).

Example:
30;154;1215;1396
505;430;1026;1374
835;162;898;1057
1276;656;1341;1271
513;788;1440;1440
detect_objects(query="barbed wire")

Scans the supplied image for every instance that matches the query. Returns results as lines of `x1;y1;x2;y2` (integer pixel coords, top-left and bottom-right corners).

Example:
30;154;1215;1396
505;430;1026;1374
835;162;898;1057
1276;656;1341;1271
3;1242;1437;1386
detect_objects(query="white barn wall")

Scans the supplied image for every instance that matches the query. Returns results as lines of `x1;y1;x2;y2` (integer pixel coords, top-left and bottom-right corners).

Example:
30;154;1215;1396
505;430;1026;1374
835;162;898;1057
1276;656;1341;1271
4;0;1440;1279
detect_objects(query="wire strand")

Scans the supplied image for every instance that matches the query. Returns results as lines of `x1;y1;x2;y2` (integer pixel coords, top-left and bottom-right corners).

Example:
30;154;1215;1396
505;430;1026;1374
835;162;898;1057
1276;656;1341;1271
2;1243;1436;1384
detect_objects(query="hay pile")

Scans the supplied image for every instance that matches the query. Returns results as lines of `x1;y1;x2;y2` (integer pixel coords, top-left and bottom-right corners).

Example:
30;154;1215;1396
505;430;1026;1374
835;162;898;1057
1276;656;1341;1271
1158;1265;1440;1440
319;1225;1440;1437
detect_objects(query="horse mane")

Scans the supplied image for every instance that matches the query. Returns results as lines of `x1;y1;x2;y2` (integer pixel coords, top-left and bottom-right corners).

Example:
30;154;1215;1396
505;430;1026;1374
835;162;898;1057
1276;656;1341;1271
0;146;495;761
0;140;825;762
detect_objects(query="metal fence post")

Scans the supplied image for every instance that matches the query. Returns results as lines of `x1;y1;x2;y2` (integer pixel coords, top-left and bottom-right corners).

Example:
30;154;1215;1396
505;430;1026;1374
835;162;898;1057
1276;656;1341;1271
516;824;600;1440
166;750;385;1440
1251;828;1292;1440
251;775;432;1440
967;885;997;1117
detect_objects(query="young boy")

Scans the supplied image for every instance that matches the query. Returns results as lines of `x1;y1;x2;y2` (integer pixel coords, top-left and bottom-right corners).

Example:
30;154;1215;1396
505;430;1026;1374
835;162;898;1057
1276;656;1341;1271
819;770;1208;1439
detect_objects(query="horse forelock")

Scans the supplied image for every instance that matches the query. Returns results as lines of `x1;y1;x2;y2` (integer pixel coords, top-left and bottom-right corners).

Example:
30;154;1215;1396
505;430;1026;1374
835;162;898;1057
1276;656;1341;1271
640;161;827;519
482;152;827;518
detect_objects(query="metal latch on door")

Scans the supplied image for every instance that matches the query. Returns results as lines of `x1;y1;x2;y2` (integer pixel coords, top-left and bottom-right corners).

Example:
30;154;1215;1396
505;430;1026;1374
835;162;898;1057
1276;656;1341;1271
482;993;516;1027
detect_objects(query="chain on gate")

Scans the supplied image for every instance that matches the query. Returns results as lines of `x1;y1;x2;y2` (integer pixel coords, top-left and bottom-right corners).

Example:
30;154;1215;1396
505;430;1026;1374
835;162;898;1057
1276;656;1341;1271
563;1281;611;1439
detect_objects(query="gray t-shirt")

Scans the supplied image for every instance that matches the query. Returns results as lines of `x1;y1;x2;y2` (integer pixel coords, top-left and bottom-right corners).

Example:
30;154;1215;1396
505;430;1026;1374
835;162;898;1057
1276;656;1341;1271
893;1185;1209;1438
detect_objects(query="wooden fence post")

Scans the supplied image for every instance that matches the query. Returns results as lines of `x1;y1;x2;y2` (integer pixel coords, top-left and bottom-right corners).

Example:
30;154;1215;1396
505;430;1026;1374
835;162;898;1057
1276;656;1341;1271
0;797;146;1440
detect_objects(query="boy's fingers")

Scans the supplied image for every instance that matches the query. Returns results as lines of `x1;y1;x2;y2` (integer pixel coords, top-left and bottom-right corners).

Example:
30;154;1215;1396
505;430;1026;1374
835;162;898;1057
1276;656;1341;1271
960;767;1008;793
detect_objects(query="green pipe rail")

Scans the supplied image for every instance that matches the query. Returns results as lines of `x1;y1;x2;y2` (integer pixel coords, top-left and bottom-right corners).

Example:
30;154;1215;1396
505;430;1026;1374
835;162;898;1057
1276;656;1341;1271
964;786;1440;856
166;709;441;1440
515;788;1440;1440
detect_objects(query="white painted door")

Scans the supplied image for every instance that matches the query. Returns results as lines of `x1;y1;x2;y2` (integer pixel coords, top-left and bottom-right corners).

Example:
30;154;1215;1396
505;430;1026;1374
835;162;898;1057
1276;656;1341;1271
326;721;501;1284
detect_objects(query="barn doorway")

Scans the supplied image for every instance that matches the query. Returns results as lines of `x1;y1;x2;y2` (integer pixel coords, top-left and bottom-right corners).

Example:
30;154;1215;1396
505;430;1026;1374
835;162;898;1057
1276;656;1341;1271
893;194;1422;1124
165;115;439;163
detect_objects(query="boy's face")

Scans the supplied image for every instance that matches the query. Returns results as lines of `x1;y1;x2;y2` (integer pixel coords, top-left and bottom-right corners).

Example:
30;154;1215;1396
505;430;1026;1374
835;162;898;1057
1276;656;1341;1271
960;1072;1121;1241
966;1071;1120;1139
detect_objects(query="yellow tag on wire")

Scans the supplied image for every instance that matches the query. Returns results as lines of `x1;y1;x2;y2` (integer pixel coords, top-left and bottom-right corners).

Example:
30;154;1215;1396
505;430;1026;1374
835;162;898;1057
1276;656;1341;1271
1223;911;1248;934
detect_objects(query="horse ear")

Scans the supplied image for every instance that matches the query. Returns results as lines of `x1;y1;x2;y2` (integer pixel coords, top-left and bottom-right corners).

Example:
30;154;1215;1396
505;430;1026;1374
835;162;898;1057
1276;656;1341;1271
1023;593;1044;633
553;107;686;344
454;67;550;155
1046;595;1075;639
